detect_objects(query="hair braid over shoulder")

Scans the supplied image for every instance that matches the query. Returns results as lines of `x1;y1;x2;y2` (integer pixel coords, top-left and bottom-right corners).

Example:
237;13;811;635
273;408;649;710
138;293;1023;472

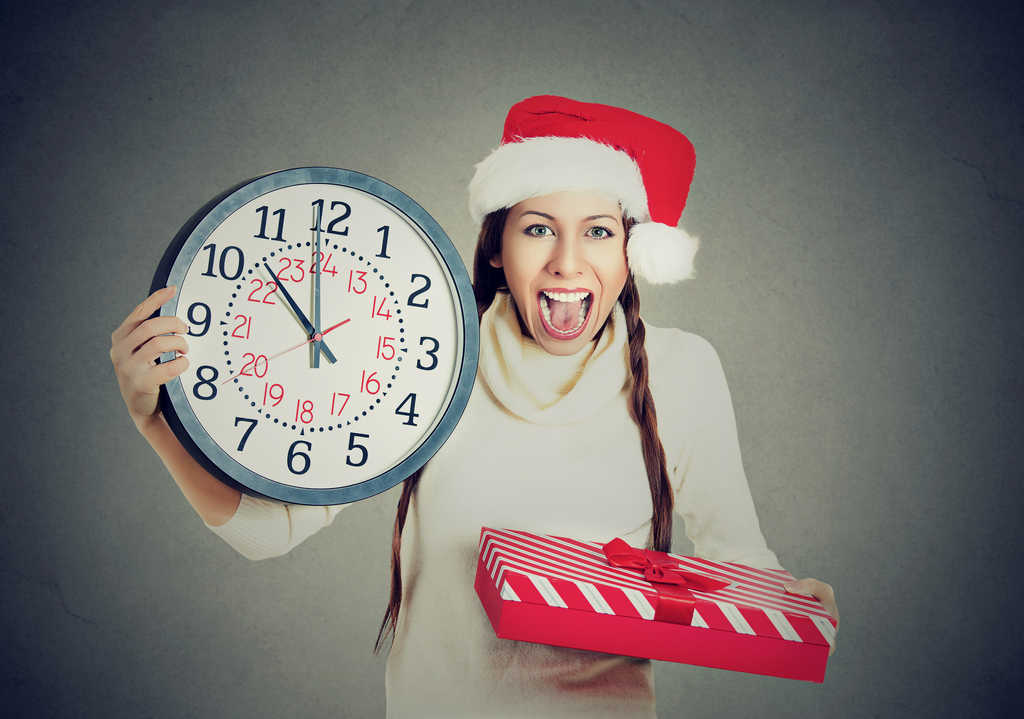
618;273;674;553
375;211;674;652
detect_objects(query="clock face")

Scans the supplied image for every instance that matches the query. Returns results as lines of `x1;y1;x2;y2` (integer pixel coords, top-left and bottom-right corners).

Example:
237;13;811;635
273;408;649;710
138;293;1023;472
153;168;478;505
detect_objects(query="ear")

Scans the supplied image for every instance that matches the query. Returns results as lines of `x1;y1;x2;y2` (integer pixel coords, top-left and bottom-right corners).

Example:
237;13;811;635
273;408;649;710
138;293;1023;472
488;255;503;269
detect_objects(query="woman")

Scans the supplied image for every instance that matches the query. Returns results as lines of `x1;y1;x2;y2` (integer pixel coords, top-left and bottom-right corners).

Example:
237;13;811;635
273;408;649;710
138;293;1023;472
111;96;838;717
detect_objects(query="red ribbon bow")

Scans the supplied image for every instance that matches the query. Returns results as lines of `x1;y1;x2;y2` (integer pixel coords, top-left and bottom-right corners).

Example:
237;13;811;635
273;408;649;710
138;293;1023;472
601;538;729;625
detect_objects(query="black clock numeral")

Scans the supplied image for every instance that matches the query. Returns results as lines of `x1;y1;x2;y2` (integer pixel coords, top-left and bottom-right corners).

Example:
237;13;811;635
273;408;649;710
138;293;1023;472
345;432;370;467
375;225;391;259
187;302;211;337
395;393;420;427
407;274;431;308
192;365;219;400
417;336;439;371
254;205;286;241
234;417;258;451
310;199;351;236
287;440;312;475
201;244;244;280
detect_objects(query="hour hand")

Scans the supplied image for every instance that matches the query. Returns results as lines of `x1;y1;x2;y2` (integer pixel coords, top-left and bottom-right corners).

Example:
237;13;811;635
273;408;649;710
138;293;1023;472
263;261;338;364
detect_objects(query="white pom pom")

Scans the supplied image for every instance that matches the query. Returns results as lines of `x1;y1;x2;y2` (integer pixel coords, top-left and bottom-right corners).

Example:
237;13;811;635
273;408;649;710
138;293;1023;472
626;222;699;284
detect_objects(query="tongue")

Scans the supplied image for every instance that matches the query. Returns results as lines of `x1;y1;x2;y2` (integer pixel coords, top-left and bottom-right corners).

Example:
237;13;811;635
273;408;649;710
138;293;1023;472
549;297;582;331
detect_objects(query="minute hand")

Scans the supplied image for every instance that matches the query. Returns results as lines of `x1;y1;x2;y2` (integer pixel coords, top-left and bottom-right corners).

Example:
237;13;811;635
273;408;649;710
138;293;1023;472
263;262;338;364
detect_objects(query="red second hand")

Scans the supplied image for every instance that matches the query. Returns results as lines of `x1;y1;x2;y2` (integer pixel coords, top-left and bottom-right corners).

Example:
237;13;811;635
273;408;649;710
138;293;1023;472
319;317;351;337
219;317;351;385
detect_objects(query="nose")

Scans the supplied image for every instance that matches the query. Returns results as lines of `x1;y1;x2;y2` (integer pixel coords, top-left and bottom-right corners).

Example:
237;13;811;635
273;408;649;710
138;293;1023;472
546;235;584;279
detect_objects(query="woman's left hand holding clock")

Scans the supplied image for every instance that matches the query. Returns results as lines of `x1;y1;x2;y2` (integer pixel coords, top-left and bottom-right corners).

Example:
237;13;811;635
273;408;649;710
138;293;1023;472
110;285;191;433
110;285;243;525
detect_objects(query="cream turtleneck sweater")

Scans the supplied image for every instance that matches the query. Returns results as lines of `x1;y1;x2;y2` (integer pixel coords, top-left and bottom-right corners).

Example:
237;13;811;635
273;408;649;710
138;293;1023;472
206;293;782;717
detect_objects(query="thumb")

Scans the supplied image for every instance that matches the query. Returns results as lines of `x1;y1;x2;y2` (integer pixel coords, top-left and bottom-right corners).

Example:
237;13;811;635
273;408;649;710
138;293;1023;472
783;578;818;596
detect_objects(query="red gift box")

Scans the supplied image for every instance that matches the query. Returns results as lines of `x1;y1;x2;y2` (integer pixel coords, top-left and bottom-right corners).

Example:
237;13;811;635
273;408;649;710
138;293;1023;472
475;527;836;683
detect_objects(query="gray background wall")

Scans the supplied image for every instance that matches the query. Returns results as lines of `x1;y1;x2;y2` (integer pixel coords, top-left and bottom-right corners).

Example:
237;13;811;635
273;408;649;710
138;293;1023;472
2;0;1021;716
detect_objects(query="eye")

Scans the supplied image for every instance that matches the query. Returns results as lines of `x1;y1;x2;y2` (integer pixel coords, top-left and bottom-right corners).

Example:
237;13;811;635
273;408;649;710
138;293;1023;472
524;224;554;237
585;226;615;240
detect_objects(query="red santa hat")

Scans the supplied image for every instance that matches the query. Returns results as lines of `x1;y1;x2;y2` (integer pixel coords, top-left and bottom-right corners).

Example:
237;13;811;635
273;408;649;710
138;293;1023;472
468;95;699;284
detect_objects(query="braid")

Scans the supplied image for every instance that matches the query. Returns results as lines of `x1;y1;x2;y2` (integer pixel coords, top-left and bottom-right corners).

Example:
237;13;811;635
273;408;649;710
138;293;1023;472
619;273;674;552
374;465;421;654
375;211;507;653
376;210;674;652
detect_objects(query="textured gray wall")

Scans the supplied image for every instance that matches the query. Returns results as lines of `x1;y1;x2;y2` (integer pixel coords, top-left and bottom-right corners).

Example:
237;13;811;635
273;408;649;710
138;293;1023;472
2;0;1021;717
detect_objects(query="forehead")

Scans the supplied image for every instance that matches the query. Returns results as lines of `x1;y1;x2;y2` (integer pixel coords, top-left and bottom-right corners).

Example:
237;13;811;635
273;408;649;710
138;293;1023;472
509;190;622;219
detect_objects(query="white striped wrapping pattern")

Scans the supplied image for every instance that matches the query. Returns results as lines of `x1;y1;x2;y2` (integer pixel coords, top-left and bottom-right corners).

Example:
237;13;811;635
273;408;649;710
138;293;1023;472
480;528;835;647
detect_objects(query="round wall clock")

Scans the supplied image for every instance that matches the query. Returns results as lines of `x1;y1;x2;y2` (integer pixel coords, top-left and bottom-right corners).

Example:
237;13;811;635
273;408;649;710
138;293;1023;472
150;167;478;505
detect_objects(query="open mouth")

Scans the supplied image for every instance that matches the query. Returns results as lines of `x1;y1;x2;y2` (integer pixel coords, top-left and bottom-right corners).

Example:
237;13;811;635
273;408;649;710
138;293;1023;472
537;289;594;340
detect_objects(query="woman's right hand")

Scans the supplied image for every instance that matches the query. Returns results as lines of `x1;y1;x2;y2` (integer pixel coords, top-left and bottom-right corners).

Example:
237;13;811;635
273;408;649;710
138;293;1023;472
110;286;191;432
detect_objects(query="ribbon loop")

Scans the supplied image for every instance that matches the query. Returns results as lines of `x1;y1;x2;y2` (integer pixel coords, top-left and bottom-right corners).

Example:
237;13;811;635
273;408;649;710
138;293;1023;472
601;538;729;625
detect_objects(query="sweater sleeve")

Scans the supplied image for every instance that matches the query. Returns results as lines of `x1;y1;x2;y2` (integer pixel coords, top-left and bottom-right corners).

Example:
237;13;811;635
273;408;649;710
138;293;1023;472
203;493;347;561
668;334;784;571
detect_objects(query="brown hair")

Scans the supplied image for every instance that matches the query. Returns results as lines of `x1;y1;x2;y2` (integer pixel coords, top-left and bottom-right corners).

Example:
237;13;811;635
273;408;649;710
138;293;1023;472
374;209;673;653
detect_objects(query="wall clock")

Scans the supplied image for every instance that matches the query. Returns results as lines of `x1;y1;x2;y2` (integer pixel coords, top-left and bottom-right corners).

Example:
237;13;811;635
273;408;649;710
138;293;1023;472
150;167;478;505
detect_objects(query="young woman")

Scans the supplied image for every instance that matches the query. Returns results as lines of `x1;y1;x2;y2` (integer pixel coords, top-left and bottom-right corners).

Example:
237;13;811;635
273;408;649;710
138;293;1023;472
111;96;838;717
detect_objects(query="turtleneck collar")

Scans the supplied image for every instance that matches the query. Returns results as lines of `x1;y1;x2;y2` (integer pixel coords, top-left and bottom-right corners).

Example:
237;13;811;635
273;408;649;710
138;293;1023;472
477;292;630;425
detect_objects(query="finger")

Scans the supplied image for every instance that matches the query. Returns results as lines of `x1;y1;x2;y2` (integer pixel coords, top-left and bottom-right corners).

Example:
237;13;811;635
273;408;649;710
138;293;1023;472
134;333;190;366
126;316;189;354
148;355;190;384
125;355;190;405
783;578;820;597
786;579;839;623
111;286;178;350
785;578;834;600
126;357;190;417
820;596;839;623
111;286;177;345
118;337;189;388
112;315;189;367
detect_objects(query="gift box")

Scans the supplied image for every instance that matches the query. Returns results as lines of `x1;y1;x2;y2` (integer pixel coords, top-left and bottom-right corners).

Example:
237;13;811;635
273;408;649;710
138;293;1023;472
475;527;836;683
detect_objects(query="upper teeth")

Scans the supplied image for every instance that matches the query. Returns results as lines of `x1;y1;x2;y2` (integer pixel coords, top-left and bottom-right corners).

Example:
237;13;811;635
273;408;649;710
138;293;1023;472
542;290;590;302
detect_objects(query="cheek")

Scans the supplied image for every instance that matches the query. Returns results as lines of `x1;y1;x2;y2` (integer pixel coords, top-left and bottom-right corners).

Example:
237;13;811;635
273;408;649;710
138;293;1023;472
500;241;543;292
596;254;629;318
598;247;629;293
501;258;529;297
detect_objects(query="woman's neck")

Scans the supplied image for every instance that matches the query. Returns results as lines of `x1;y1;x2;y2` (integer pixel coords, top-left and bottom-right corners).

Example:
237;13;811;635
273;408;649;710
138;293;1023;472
477;293;629;425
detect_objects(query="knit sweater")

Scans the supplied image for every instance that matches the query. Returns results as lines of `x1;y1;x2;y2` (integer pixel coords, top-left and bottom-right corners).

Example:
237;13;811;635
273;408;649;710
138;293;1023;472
206;292;782;717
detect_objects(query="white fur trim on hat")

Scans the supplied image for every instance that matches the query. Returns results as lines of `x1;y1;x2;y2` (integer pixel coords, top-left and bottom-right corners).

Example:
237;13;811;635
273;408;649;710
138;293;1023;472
468;136;649;224
627;222;699;284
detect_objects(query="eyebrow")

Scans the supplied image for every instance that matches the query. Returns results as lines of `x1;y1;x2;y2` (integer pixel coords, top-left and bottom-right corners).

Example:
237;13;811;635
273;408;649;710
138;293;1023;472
517;211;619;222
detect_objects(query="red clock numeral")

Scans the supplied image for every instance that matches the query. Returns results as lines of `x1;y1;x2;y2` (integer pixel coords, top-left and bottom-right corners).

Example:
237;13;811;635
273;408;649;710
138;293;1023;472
360;370;381;395
247;278;277;304
371;295;392;320
348;269;368;294
231;314;252;339
330;392;350;416
240;353;269;378
262;382;284;407
277;256;306;283
312;251;337;277
377;336;396;360
295;398;314;424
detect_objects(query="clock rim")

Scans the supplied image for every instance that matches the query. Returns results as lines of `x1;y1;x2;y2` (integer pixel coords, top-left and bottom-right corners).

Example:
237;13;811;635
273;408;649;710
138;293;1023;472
150;166;479;506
